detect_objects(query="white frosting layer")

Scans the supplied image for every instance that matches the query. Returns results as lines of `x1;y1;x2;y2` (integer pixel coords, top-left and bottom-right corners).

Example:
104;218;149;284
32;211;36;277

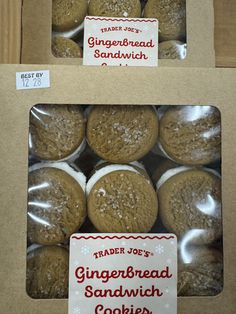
29;162;86;192
95;160;145;171
156;166;221;190
27;244;42;254
52;22;84;39
86;164;139;196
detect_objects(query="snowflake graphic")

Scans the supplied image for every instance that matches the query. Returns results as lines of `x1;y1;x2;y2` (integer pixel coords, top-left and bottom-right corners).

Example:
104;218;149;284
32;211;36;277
166;258;172;264
165;304;170;309
73;307;81;314
100;243;105;249
121;241;126;246
142;242;147;247
155;244;164;254
165;288;169;293
80;245;90;255
170;240;175;245
75;291;79;296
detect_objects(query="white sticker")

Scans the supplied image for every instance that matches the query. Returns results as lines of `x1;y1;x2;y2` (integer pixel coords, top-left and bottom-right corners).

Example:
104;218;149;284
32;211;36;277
16;70;50;90
83;17;158;67
69;234;177;314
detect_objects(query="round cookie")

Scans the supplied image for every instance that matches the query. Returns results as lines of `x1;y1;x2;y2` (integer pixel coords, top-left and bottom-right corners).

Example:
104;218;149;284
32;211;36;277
87;105;159;163
157;168;222;244
28;163;86;245
178;247;223;296
89;0;141;18
144;0;186;41
52;37;83;58
52;0;88;32
87;164;158;233
159;40;186;59
27;245;69;298
159;106;221;165
29;104;85;161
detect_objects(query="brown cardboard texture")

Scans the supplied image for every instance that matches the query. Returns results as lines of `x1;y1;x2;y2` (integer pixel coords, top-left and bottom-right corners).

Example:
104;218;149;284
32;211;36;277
21;0;215;67
0;65;236;313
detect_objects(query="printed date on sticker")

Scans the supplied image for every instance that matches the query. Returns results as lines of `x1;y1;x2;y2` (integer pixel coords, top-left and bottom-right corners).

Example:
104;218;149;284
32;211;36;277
83;17;158;67
16;70;50;90
69;234;177;314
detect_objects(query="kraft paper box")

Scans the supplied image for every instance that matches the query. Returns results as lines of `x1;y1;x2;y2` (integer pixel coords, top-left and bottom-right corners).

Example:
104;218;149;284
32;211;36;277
0;65;236;313
21;0;215;67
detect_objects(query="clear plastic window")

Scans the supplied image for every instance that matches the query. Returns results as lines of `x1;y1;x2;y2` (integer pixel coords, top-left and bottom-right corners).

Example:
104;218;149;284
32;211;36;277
27;105;222;299
51;0;187;60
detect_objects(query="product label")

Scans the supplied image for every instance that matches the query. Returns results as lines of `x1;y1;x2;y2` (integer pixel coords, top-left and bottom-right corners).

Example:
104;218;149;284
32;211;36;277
69;234;177;314
83;17;158;67
16;70;50;90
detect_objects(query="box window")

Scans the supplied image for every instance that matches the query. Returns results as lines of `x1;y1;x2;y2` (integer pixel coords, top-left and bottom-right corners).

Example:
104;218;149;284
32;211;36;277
51;0;187;60
27;105;222;299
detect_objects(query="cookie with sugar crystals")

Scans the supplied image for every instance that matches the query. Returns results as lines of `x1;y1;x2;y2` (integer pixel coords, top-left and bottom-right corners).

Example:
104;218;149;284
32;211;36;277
87;164;158;233
29;104;85;161
157;167;222;245
27;245;69;299
89;0;141;18
28;163;86;245
52;0;88;32
144;0;186;41
159;40;186;59
52;37;83;58
87;105;159;163
178;246;223;296
159;106;221;166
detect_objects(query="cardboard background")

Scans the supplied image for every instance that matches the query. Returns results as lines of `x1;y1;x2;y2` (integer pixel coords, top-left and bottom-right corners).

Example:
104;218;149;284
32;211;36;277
21;0;215;67
0;65;235;313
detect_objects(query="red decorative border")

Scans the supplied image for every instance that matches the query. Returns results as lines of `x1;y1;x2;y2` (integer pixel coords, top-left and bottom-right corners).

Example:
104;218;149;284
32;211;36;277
72;235;175;240
85;17;157;23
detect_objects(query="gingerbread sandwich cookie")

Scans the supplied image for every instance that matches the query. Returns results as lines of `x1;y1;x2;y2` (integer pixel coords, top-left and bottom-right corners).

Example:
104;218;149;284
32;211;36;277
144;0;186;41
28;162;86;245
87;164;158;233
159;106;221;165
27;245;69;299
29;104;85;161
178;246;223;296
52;37;83;58
157;167;222;245
52;0;88;32
89;0;141;18
87;105;159;163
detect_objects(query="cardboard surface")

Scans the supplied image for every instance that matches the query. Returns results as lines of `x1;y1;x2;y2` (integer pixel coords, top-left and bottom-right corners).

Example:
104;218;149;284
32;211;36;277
21;0;215;67
0;0;22;64
1;0;236;67
214;0;236;67
0;65;236;313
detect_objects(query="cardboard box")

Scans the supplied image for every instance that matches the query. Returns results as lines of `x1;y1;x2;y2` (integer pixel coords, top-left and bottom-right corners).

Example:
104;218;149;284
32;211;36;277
0;64;236;313
21;0;215;67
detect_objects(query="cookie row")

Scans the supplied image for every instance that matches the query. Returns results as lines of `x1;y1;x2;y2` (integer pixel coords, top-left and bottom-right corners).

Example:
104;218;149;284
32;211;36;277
51;0;186;59
28;161;222;245
29;105;221;166
26;243;223;298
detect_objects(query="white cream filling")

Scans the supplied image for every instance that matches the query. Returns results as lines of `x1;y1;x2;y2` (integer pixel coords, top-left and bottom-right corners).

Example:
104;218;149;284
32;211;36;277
27;244;42;254
86;164;139;195
29;162;86;192
156;166;221;190
52;22;84;39
95;160;145;171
